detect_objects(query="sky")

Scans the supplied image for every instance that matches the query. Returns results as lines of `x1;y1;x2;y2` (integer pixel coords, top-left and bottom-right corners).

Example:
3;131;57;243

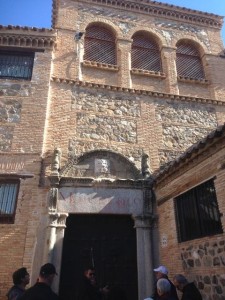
0;0;225;44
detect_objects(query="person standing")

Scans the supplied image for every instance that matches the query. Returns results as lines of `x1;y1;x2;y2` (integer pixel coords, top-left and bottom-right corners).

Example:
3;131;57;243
151;266;178;300
173;274;202;300
6;267;30;300
20;263;59;300
76;266;108;300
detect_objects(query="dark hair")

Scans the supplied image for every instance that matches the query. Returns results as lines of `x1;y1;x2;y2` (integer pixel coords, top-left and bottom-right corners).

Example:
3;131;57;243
12;268;28;285
39;263;57;278
84;266;95;272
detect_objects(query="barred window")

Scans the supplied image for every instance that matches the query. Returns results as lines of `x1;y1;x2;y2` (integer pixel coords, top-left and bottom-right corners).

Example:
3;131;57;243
175;179;223;242
0;180;20;224
176;41;205;79
84;25;116;65
0;51;34;80
131;32;162;72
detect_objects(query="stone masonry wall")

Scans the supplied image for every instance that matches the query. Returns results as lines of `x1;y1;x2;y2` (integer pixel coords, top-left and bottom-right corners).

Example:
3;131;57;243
181;241;225;299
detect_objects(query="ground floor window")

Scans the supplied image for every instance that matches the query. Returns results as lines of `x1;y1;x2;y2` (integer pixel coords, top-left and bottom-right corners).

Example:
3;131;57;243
175;178;223;242
0;51;34;80
0;180;20;223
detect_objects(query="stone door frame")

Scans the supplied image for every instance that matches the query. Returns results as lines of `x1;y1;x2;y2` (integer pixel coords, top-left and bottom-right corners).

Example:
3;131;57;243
46;176;157;300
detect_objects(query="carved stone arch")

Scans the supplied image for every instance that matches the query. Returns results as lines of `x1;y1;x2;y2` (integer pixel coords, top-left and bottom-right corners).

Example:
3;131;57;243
79;18;123;40
60;149;141;180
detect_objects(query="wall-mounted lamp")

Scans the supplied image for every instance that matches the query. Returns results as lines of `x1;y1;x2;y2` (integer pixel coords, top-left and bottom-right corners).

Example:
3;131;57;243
74;32;84;41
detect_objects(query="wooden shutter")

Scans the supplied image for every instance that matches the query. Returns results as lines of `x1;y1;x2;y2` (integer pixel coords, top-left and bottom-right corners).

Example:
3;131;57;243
176;42;205;79
131;33;162;72
84;25;116;65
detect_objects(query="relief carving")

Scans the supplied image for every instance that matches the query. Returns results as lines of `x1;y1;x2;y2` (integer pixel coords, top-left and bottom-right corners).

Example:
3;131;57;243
51;148;61;175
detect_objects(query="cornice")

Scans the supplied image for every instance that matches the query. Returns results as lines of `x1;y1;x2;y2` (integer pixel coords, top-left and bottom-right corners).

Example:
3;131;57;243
0;26;56;50
51;76;225;107
52;0;223;29
0;25;54;33
58;176;148;188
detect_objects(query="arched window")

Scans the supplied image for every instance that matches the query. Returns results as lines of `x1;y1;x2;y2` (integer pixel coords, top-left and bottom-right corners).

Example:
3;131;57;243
176;41;205;79
84;24;116;65
131;32;162;72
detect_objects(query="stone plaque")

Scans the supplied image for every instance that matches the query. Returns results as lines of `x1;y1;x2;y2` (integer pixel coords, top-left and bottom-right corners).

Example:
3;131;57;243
58;187;143;214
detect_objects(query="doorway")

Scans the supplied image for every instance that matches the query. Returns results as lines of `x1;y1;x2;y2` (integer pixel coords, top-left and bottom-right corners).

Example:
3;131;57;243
59;214;138;300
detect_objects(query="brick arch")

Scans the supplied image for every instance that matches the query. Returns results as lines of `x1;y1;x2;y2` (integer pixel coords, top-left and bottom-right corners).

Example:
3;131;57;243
79;18;123;39
127;27;165;48
172;36;208;56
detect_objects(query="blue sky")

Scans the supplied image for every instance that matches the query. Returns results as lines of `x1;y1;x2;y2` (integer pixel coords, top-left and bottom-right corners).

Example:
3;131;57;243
0;0;225;44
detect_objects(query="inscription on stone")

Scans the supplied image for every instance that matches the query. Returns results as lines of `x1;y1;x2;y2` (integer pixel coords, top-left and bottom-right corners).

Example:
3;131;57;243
58;187;143;214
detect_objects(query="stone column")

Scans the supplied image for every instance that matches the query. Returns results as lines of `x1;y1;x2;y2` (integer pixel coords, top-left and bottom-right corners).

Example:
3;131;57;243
74;38;84;81
133;214;156;300
117;38;133;88
50;213;68;293
161;46;179;95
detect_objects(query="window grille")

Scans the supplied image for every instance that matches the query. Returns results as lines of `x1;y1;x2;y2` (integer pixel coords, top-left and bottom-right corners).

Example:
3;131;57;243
176;42;205;79
131;33;162;72
84;25;116;65
0;181;19;224
175;179;223;242
0;51;34;80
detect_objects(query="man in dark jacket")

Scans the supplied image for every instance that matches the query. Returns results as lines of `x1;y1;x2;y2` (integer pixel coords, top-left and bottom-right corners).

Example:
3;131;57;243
76;267;110;300
173;274;202;300
152;266;179;300
6;267;30;300
20;263;59;300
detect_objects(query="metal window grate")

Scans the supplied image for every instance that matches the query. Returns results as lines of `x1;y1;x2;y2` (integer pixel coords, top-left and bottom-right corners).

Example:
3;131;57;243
176;43;205;79
175;178;223;242
0;51;34;80
131;34;162;72
0;181;19;224
84;25;116;65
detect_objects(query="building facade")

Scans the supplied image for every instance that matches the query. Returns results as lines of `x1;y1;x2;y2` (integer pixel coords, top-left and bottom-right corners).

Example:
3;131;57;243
0;0;225;299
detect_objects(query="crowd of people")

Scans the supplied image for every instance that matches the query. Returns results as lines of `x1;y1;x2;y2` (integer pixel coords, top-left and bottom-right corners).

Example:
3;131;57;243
150;265;202;300
6;264;202;300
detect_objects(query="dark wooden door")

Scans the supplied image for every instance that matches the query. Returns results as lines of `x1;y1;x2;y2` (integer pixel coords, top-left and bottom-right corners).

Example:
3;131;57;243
59;214;138;300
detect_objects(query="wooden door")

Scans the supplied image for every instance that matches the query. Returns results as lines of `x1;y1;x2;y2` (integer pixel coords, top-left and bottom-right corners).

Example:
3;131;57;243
59;214;138;300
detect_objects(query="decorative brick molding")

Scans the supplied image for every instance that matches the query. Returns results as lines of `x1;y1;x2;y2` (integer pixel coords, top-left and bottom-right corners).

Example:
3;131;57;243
131;68;166;78
51;76;225;106
52;0;223;29
0;26;56;49
178;76;210;85
82;60;119;71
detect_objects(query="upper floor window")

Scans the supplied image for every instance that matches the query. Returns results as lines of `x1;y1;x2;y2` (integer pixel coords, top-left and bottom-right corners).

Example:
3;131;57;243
175;178;223;242
131;32;162;72
84;24;116;65
0;180;20;224
176;41;205;79
0;51;34;80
